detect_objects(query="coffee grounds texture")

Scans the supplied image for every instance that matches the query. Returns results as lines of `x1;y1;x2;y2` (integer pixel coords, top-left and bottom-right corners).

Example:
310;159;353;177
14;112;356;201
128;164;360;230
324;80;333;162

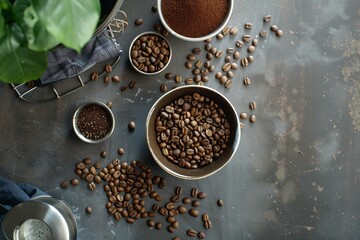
161;0;229;38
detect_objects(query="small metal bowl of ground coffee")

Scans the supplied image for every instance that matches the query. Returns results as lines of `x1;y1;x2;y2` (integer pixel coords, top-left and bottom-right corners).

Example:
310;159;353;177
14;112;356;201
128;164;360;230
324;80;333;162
129;31;172;75
73;102;115;143
146;85;241;180
158;0;234;41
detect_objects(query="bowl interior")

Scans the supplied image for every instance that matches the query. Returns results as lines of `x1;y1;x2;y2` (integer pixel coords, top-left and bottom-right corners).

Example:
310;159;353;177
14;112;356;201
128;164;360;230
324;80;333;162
73;102;115;144
146;85;241;179
157;0;234;41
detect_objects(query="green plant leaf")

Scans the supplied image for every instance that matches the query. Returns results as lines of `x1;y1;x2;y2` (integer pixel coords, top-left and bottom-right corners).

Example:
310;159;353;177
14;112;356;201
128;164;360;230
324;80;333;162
33;0;100;52
0;0;12;10
0;10;4;37
0;24;47;84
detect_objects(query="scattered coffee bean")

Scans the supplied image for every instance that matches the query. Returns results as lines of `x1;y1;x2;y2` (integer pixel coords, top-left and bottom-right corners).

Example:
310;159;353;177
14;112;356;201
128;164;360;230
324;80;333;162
83;158;92;165
249;101;257;110
263;15;272;22
222;63;231;72
128;121;136;130
173;237;180;240
260;31;268;37
90;72;98;81
174;75;182;83
205;43;212;51
215;72;222;79
192;68;200;75
241;58;249;67
276;29;284;37
182;197;191;204
189;208;199;217
151;5;157;12
104;75;111;84
198;231;206;239
77;162;86;170
192;200;201;207
191;188;198;198
70;178;79;186
185;78;193;85
105;64;112;73
195;60;202;68
226;48;234;53
177;205;187;214
175;186;182;195
249;114;256;123
129;80;136;89
270;25;278;32
240;122;244;128
227;71;234;78
165;72;173;79
88;182;96;190
215;50;224;58
187;54;196;61
204;220;212;229
247;55;254;63
192;48;201;54
233;51;240;59
60;181;69;189
153;23;162;31
222;26;230;35
187;229;197;237
86;206;92;214
120;85;128;91
197;192;206;199
210;47;217;55
155;222;162;230
106;102;113;109
231;63;238;69
185;62;193;69
147;219;156;228
247;45;256;53
202;213;209;221
244;22;253;29
134;18;144;26
235;40;244;48
219;75;228;85
118;148;125;155
242;35;251;42
100;151;107;158
206;52;213;60
230;26;238;35
240;112;248;119
160;84;168;92
112;75;120;83
225;56;231;63
217;199;224;207
216;33;224;40
252;38;259;46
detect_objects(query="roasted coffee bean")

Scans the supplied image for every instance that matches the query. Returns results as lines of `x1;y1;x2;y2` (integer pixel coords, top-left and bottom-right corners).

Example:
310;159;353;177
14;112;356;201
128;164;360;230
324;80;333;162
187;229;197;237
249;39;258;48
86;174;94;182
175;186;182;195
129;81;136;89
193;48;201;54
219;76;228;85
197;192;206;199
204;220;212;229
120;85;128;91
210;47;217;55
249;101;257;110
222;63;231;72
177;205;187;214
270;25;278;32
233;51;240;59
153;23;162;31
226;48;234;53
167;225;176;233
100;151;107;158
159;207;168;216
171;221;179;229
106;101;113;109
128;121;136;130
249;114;256;123
192;200;200;207
105;64;112;73
202;213;209;221
236;40;244;48
222;26;230;35
224;79;232;88
76;162;86;170
174;75;182;83
165;72;173;79
134;18;144;26
173;237;180;240
185;78;194;85
247;45;256;53
118;148;125;155
263;15;272;22
187;54;196;61
276;29;284;37
205;43;212;51
191;188;198;198
112;75;120;83
215;72;222;79
88;182;96;190
227;71;234;78
247;55;254;63
208;65;215;72
231;63;238;69
215;50;224;58
160;84;168;92
225;55;231;63
152;204;159;211
85;206;92;214
230;26;238;35
83;158;92;165
70;178;79;186
60;181;69;189
244;22;253;29
240;112;248;119
182;197;191;204
198;231;206;239
155;222;162;230
260;31;268;37
217;199;224;206
126;218;135;224
151;5;157;12
216;33;224;40
94;162;102;169
242;35;251;42
147;219;156;228
185;61;192;69
240;122;244;128
241;58;249;67
206;52;213;60
90;72;98;81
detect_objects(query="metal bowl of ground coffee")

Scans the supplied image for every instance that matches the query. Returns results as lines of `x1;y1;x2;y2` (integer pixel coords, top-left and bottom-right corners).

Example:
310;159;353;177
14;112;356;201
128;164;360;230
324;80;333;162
129;31;172;75
73;101;115;143
146;85;241;180
158;0;234;41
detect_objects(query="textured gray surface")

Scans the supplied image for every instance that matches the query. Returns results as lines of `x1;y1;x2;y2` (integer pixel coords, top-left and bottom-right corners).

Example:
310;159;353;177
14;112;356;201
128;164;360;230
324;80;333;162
1;0;360;239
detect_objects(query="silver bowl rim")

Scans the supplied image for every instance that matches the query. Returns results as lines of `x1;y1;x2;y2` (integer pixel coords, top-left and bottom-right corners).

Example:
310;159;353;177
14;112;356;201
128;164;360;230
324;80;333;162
157;0;234;42
129;31;172;75
72;101;115;144
146;85;241;180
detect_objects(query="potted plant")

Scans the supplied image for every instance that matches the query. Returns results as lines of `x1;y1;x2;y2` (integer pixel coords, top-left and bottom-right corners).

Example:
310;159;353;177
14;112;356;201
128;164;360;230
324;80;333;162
0;0;101;84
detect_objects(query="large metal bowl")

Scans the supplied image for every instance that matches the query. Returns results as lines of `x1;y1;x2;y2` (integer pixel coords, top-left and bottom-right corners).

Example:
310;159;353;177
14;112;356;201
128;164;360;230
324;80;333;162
157;0;234;42
146;85;241;180
94;0;124;36
1;196;77;240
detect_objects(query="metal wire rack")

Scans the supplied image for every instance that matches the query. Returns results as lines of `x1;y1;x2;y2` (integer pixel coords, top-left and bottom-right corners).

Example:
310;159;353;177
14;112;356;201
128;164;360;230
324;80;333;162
11;10;128;103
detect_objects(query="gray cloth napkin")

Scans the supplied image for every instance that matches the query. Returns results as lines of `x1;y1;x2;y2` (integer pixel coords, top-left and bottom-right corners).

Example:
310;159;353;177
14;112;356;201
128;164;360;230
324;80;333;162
40;31;122;86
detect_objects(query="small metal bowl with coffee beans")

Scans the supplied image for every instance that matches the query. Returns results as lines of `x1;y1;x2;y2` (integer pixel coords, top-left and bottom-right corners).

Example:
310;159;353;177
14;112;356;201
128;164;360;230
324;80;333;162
146;85;241;180
129;31;172;75
73;101;115;144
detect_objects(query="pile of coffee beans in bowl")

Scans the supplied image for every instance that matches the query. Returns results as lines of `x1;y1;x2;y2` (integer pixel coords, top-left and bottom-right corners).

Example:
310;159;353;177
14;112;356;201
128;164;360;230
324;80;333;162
155;92;231;169
129;31;171;75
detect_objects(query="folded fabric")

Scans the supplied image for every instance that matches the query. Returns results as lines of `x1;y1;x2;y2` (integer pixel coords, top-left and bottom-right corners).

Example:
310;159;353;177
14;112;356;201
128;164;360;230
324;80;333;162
39;31;122;86
0;176;47;219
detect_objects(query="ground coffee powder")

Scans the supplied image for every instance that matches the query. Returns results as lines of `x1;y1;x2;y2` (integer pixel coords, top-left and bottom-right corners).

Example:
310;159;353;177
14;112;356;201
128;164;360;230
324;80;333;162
161;0;229;38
